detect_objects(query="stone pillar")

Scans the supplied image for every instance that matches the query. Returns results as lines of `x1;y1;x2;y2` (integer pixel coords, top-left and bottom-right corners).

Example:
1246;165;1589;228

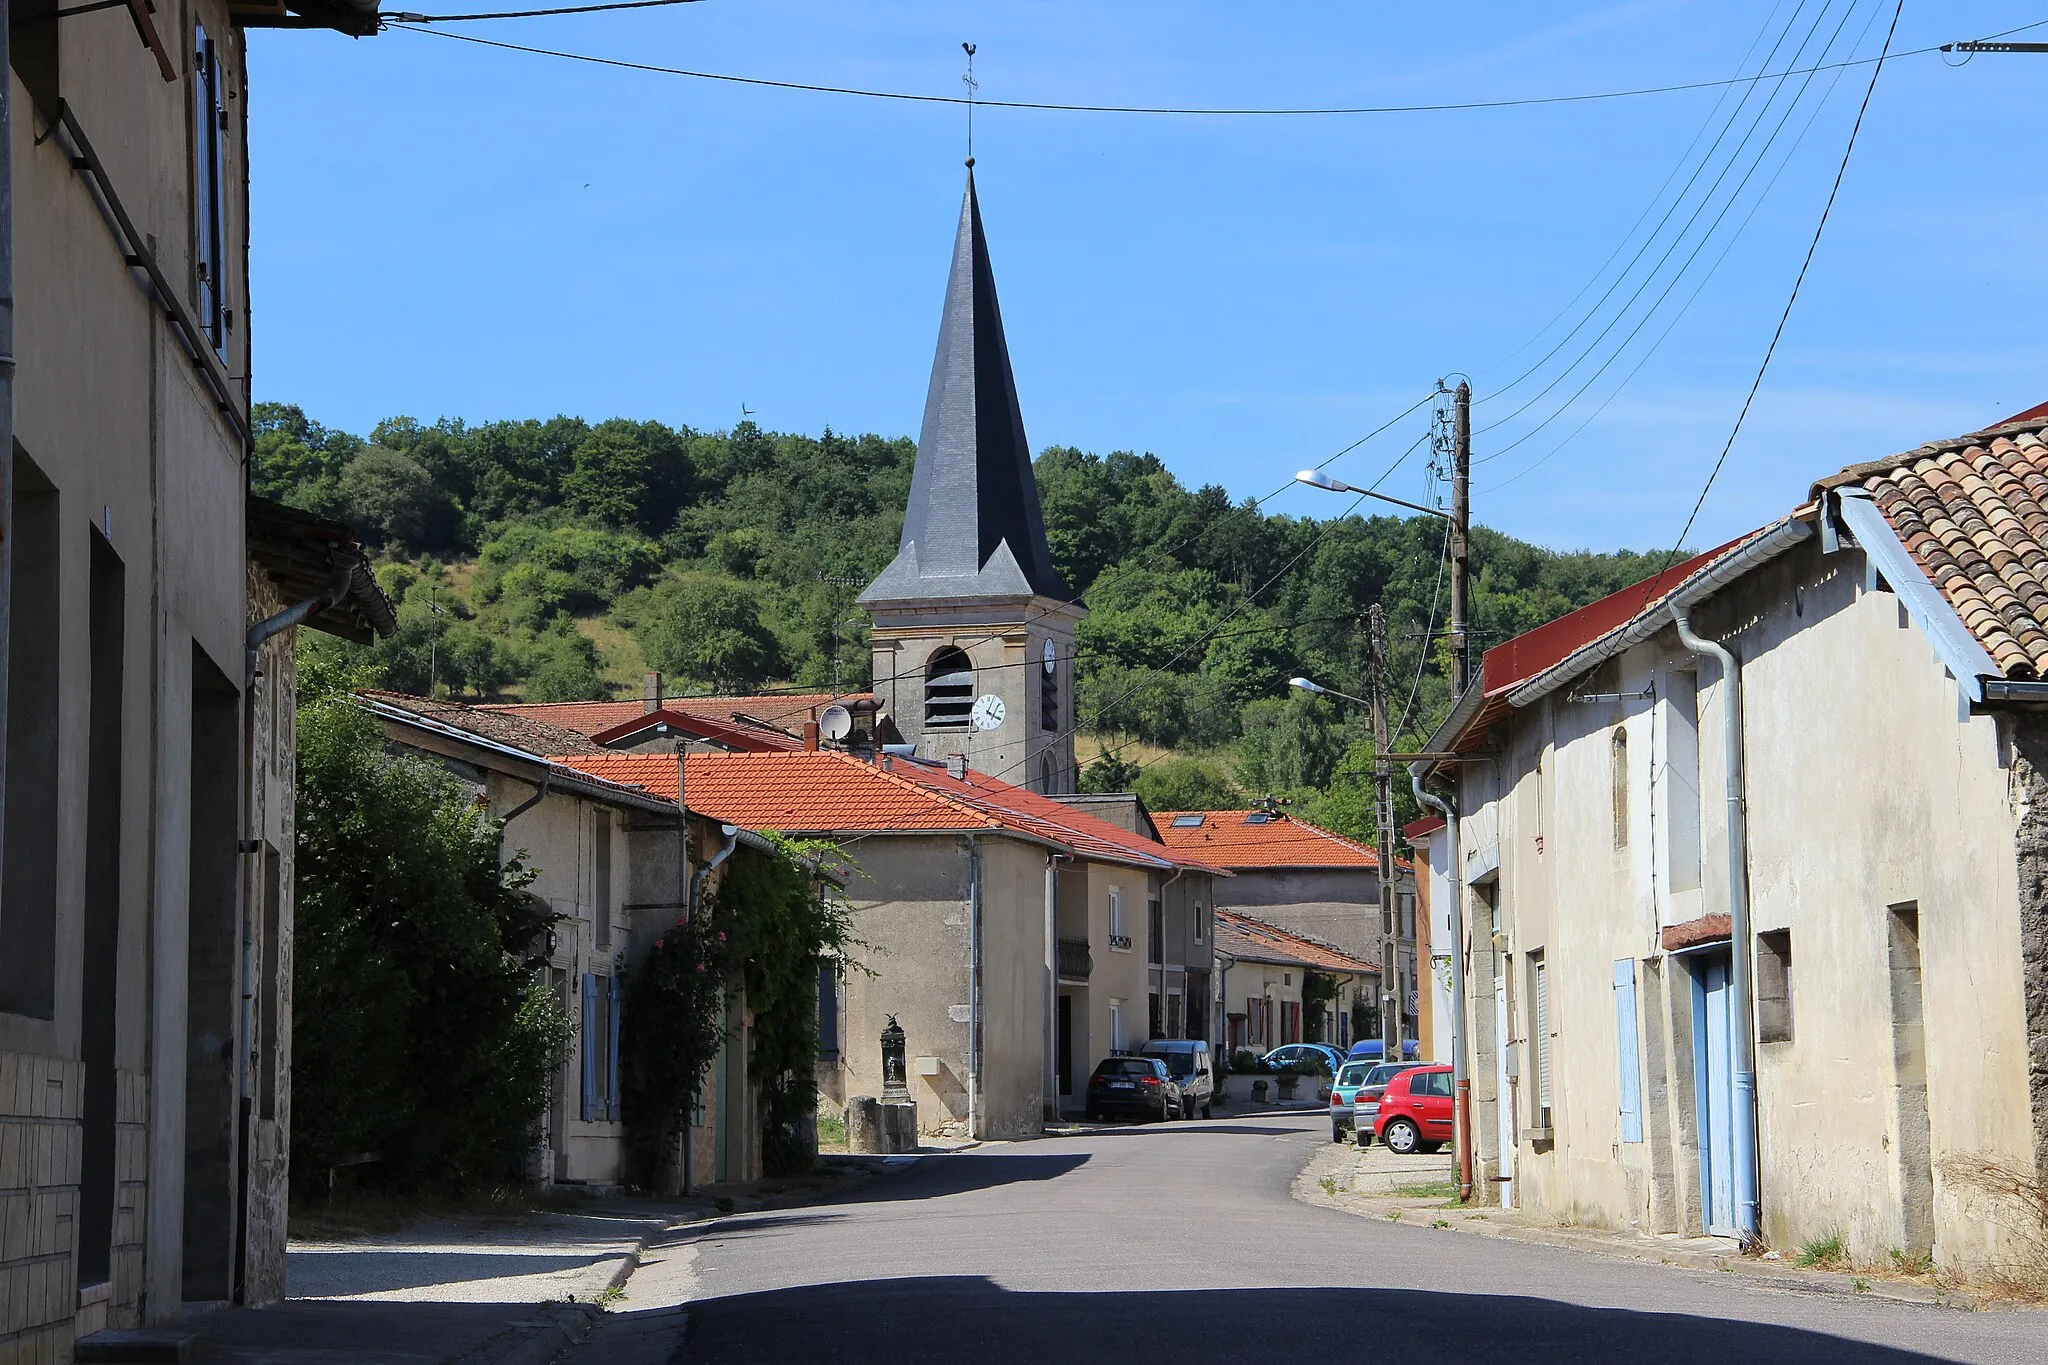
846;1096;883;1154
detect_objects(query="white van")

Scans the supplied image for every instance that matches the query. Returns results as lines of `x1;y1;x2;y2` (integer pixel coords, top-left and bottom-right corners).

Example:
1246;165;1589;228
1139;1039;1215;1118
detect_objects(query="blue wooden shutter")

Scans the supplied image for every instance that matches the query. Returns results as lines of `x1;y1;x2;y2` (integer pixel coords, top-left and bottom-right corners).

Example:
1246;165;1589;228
581;973;598;1122
1613;958;1644;1143
606;974;623;1122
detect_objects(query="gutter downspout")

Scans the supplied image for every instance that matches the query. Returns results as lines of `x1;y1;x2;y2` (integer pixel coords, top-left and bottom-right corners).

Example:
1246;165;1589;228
684;822;739;1196
1673;603;1760;1248
245;560;352;688
967;835;983;1141
499;771;552;827
0;0;13;913
1412;772;1473;1204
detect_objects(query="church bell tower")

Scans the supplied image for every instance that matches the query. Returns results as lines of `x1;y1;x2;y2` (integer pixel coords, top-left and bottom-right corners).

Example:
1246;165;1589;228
859;168;1083;793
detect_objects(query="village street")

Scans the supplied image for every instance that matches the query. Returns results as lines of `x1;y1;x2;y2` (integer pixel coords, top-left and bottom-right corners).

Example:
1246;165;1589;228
577;1113;2043;1365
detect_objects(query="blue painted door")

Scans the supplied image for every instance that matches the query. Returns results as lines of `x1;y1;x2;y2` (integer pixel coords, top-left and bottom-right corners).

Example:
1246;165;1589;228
1693;955;1737;1236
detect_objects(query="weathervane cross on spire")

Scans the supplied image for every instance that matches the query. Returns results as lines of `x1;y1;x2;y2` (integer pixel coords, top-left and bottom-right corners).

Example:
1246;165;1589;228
962;41;978;167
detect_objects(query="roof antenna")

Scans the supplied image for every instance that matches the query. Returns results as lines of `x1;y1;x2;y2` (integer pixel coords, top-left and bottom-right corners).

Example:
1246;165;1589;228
961;42;977;168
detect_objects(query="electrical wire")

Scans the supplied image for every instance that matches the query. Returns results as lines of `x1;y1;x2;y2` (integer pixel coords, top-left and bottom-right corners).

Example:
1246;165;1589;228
1652;0;1905;589
1478;16;1863;496
1472;0;1865;453
1472;0;1880;476
387;21;1967;117
384;0;704;21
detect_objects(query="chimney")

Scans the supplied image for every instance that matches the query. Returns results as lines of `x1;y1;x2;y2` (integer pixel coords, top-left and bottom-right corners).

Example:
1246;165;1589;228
643;671;663;714
803;721;821;752
946;753;967;780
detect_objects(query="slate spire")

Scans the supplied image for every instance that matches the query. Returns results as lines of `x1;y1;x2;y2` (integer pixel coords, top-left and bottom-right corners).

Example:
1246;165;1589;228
860;168;1072;605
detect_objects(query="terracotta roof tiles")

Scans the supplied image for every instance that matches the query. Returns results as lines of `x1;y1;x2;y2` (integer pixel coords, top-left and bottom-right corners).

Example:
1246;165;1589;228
1848;422;2048;678
1151;809;1391;871
1214;910;1377;974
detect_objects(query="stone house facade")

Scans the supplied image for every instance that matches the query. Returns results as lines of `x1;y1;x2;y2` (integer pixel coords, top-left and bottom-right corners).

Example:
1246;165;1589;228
1416;407;2048;1273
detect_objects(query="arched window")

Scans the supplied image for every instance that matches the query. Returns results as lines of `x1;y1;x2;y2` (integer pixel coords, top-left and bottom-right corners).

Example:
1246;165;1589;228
1042;645;1059;731
1040;753;1056;793
924;646;974;729
1611;726;1629;849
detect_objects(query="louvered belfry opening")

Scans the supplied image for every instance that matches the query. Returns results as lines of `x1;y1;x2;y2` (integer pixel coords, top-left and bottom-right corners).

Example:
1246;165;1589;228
925;646;975;729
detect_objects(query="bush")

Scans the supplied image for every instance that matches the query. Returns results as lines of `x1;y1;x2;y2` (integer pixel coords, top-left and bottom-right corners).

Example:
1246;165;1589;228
1230;1048;1261;1074
292;656;568;1195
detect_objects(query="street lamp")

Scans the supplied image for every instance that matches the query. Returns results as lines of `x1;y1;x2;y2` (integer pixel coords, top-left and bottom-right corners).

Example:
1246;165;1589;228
1295;470;1451;522
1289;676;1369;708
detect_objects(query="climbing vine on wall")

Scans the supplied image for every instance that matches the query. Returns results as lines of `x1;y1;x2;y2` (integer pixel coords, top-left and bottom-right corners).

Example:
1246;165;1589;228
1301;971;1340;1044
621;833;861;1185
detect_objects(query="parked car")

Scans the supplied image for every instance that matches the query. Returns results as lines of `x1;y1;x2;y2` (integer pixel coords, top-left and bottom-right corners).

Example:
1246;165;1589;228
1328;1060;1375;1142
1344;1038;1423;1063
1085;1056;1184;1123
1348;1061;1424;1145
1372;1064;1455;1154
1140;1039;1214;1118
1260;1042;1344;1076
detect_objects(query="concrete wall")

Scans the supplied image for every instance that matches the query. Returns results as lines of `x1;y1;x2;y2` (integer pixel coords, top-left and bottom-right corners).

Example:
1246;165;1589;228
1458;537;2038;1272
2;1;264;1353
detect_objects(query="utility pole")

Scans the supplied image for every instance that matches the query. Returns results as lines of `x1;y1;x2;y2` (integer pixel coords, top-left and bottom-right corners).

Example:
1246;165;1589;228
1450;381;1472;694
1369;605;1400;1058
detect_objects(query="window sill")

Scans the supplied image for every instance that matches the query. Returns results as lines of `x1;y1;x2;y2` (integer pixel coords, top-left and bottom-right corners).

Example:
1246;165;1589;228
1519;1125;1554;1145
1108;935;1133;952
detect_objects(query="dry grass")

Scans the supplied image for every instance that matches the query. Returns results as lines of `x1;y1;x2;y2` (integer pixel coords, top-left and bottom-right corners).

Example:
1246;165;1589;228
579;613;649;691
1939;1153;2048;1301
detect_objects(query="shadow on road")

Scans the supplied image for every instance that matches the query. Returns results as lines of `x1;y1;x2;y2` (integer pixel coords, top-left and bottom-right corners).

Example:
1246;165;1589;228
825;1152;1091;1206
676;1278;1956;1364
1075;1123;1310;1139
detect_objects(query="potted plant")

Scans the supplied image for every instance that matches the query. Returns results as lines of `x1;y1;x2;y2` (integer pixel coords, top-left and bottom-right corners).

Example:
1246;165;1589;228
1277;1063;1303;1099
1250;1076;1269;1104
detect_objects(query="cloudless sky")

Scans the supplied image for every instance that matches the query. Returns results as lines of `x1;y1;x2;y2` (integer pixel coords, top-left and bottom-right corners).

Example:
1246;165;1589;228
248;1;2048;552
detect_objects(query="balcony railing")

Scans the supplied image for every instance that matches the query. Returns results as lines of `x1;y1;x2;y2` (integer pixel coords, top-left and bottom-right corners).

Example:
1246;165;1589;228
1057;938;1093;981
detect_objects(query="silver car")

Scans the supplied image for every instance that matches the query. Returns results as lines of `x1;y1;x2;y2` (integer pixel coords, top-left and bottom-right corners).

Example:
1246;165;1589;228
1349;1061;1424;1145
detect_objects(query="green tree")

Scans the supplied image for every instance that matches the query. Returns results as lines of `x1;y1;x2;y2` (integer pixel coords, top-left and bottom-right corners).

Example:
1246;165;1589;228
337;447;455;553
563;423;653;528
292;655;568;1194
638;578;781;690
1134;758;1242;812
523;624;609;702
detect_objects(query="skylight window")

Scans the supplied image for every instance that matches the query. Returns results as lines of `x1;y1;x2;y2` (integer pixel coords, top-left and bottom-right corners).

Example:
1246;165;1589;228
1170;814;1205;828
1244;812;1272;824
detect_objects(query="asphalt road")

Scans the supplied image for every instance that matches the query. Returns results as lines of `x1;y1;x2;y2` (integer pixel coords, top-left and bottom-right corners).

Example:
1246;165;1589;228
638;1111;2043;1364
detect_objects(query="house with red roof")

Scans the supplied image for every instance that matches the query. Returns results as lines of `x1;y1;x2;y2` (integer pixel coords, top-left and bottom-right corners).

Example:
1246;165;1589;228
1154;809;1413;1051
481;672;890;755
362;690;791;1191
1210;911;1377;1062
547;747;1221;1136
1410;406;2048;1275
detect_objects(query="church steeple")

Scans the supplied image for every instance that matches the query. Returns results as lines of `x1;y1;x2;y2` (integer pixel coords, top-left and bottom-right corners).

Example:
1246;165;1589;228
860;168;1071;606
861;169;1082;794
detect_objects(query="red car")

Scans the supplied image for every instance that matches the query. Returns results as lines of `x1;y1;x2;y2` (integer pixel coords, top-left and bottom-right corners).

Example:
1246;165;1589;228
1374;1064;1455;1154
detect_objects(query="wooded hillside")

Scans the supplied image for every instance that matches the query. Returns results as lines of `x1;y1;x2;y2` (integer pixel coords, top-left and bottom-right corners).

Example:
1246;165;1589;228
261;402;1670;838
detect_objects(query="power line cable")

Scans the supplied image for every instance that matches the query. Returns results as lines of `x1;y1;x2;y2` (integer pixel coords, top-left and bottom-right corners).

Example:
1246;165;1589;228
1477;20;1864;496
1475;0;1821;411
1653;0;1905;586
385;0;704;21
387;21;1970;116
1468;0;1874;469
1472;0;1863;450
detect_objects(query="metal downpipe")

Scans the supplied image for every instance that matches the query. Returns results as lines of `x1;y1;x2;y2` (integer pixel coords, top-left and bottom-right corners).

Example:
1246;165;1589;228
1412;772;1473;1204
967;835;982;1141
0;0;14;913
245;561;353;689
1672;604;1761;1246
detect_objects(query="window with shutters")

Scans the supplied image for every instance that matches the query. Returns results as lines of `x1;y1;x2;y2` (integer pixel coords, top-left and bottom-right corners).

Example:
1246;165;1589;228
1613;959;1643;1143
192;24;229;356
1530;952;1552;1117
1148;898;1163;964
924;646;974;729
818;963;840;1058
581;974;621;1121
593;810;613;951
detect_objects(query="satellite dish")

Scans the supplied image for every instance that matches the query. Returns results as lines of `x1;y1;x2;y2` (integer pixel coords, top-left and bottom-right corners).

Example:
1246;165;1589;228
819;703;854;742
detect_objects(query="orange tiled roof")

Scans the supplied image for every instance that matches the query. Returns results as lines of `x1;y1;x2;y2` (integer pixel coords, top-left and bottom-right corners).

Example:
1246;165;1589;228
546;750;1220;872
482;692;876;738
1215;909;1376;974
1152;810;1390;871
1831;419;2048;679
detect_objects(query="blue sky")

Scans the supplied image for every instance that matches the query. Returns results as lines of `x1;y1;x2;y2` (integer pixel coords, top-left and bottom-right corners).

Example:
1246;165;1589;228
249;1;2048;552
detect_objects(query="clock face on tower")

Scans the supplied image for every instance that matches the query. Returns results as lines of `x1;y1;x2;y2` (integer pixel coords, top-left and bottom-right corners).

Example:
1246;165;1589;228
971;694;1006;731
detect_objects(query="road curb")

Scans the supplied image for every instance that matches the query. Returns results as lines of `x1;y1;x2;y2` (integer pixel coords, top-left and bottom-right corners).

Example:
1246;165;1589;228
1291;1141;1969;1311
